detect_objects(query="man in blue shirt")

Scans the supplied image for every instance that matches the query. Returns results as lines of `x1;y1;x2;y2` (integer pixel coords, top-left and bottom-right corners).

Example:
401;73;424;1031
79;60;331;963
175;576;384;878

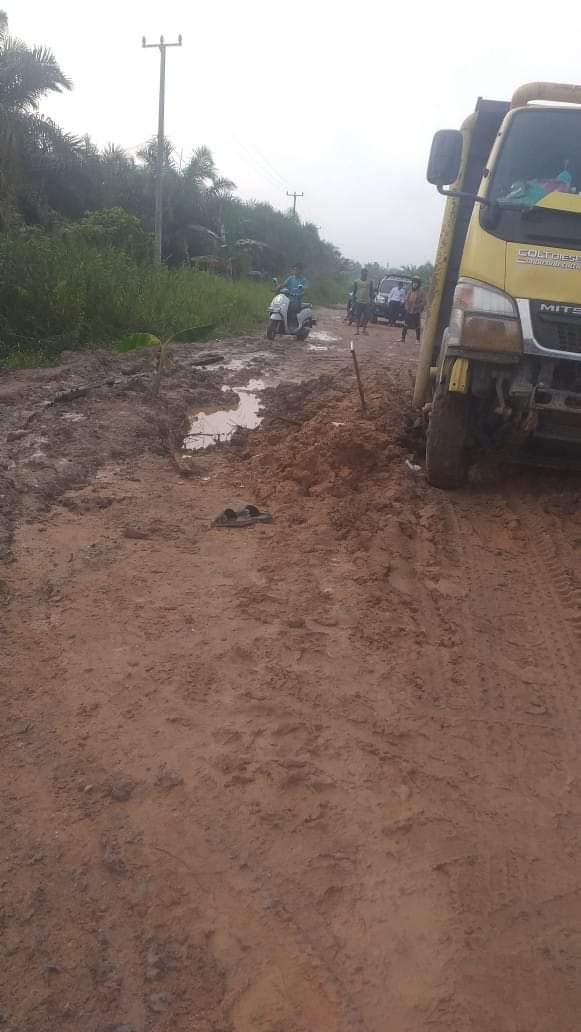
278;262;307;327
280;262;307;302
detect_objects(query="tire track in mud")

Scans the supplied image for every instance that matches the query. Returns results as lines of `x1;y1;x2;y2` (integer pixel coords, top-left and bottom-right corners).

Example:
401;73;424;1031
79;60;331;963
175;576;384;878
508;485;581;653
502;484;581;752
151;835;368;1032
389;490;537;945
432;480;581;1030
199;835;371;1032
447;487;579;746
3;620;366;1032
202;506;472;1031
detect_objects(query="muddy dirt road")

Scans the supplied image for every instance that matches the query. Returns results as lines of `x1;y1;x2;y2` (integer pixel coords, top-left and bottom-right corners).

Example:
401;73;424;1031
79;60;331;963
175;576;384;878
3;311;581;1032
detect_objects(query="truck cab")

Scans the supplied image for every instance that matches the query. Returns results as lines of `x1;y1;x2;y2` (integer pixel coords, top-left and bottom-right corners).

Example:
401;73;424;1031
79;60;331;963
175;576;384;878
416;83;581;487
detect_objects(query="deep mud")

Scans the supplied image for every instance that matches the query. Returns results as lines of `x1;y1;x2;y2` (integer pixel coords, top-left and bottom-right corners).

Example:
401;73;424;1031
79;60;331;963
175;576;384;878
3;311;581;1031
0;335;285;559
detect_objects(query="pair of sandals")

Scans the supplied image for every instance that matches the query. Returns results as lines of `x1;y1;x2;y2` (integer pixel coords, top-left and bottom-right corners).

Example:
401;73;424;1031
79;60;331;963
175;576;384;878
213;504;273;528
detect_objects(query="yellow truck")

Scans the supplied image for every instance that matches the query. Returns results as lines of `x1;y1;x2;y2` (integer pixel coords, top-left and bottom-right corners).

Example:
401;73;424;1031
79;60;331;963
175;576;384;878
416;82;581;487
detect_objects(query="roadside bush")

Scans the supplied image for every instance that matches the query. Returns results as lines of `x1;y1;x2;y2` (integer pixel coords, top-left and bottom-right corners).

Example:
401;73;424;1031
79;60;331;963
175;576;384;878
63;208;151;260
0;232;272;364
308;275;351;307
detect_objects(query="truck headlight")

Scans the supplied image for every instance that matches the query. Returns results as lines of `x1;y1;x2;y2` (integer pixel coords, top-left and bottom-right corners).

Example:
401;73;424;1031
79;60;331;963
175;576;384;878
448;279;522;354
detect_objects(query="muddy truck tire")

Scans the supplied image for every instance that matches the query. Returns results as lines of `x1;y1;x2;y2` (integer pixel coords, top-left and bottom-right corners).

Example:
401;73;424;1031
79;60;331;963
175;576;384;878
426;382;469;489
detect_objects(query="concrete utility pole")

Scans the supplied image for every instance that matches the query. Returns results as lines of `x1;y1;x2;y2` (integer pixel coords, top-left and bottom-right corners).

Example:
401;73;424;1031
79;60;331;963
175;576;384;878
142;33;183;263
286;190;304;216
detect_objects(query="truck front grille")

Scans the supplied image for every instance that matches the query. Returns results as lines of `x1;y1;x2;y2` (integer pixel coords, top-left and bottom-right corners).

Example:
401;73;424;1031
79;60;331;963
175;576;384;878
555;323;581;354
530;301;581;355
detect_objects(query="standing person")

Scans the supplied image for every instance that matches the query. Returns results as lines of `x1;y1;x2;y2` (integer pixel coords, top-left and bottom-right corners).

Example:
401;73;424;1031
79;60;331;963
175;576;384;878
387;281;405;326
352;267;373;336
345;285;356;324
401;277;426;343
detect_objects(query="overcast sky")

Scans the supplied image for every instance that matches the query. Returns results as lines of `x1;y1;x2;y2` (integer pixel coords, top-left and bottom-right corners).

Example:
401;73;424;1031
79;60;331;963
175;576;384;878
13;0;581;265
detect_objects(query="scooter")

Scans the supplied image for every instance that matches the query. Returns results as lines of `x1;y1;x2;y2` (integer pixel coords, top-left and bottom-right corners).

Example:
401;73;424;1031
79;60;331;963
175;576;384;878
266;288;315;341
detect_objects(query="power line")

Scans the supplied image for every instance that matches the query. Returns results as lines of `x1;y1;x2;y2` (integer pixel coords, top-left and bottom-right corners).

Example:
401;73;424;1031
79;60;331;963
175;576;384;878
232;134;285;193
244;139;288;188
231;141;280;191
234;140;283;191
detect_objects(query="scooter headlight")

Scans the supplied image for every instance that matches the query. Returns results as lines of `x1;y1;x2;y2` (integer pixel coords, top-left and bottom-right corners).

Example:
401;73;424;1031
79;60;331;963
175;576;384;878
448;279;522;354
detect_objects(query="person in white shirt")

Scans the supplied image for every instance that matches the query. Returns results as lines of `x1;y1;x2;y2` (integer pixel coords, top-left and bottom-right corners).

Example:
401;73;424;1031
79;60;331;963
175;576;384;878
387;282;405;326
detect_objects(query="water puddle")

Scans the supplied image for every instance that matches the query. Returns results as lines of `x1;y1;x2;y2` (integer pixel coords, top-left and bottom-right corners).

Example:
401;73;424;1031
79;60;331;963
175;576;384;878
309;331;339;344
218;357;248;373
183;331;338;451
218;352;271;373
184;379;265;451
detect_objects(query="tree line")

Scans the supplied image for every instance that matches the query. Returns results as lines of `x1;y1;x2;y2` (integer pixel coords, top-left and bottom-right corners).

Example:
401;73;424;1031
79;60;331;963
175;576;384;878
0;11;436;289
0;10;351;281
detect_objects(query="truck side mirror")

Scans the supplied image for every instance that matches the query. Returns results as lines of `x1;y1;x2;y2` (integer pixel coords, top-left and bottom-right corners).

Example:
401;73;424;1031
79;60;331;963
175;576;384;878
427;130;463;187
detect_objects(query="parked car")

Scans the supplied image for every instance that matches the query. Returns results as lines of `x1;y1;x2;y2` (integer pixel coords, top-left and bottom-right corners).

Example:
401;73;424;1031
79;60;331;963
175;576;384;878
372;275;412;324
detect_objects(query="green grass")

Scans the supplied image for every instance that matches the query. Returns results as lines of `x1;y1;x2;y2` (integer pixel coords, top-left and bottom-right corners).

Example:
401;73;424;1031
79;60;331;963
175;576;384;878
0;232;352;367
307;275;350;307
0;233;272;366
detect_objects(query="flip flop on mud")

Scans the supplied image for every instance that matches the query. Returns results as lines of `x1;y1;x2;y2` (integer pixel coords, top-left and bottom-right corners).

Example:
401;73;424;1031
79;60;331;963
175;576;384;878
213;505;273;528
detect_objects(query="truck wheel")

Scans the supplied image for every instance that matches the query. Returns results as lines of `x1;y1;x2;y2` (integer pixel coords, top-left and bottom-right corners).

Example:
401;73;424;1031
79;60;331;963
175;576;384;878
426;383;469;489
266;321;277;341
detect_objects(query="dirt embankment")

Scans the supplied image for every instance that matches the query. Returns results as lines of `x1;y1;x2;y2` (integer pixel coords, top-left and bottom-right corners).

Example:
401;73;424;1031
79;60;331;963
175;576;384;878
3;313;581;1032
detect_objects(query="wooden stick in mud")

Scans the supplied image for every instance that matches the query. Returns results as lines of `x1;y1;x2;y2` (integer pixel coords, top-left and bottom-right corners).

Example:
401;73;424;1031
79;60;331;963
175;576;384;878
350;341;367;414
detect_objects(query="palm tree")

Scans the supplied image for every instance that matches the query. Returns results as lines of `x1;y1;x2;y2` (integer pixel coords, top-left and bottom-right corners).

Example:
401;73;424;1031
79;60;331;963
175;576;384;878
174;146;235;251
77;134;98;159
401;261;434;286
183;145;217;186
209;175;236;197
137;135;175;171
101;142;131;165
0;11;79;222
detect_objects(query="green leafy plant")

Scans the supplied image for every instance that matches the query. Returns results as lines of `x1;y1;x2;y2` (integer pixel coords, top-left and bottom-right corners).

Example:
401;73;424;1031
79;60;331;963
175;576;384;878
113;332;160;353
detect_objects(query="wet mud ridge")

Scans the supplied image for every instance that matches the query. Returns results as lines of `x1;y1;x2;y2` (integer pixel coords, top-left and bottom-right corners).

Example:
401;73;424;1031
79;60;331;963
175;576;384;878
3;311;581;1031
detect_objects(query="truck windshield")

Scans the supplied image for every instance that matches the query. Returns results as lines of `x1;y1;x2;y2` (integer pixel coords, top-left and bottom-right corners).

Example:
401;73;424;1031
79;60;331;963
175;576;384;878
488;107;581;208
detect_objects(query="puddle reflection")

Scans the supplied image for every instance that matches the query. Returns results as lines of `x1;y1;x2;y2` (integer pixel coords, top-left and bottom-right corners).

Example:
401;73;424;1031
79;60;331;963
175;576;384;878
184;380;265;451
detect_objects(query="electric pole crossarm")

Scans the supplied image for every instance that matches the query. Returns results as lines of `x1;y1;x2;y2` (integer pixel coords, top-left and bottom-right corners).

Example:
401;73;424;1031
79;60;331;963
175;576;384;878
286;189;305;213
141;35;183;48
142;34;183;264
